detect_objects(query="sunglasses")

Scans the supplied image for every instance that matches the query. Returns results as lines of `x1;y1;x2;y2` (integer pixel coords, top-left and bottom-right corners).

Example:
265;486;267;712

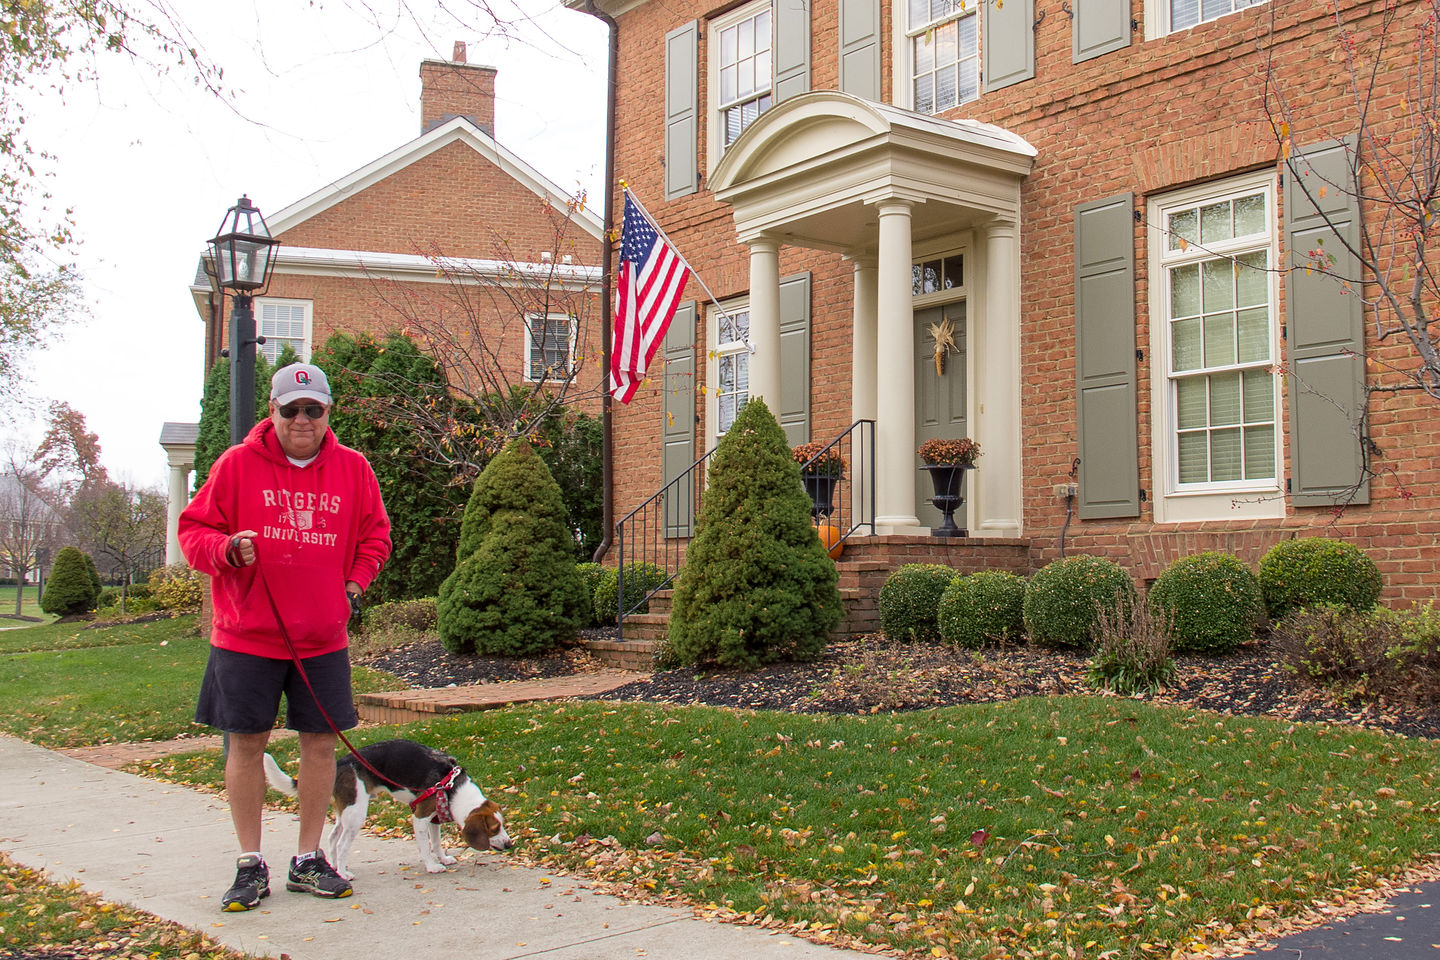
277;402;329;420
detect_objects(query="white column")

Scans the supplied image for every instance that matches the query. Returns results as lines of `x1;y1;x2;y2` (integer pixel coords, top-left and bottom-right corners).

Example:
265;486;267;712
874;200;918;530
747;238;782;409
975;218;1023;537
849;255;878;526
164;452;194;566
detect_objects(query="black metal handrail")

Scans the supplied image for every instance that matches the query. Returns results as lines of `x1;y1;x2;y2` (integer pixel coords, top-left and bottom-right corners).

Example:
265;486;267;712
798;419;875;550
614;446;715;636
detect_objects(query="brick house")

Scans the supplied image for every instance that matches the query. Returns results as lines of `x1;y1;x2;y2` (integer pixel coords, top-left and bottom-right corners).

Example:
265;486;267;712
574;0;1440;609
190;46;604;401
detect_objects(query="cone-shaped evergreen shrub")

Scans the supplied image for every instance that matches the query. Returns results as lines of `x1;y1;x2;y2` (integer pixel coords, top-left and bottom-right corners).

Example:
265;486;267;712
41;547;100;615
437;439;589;656
667;399;842;668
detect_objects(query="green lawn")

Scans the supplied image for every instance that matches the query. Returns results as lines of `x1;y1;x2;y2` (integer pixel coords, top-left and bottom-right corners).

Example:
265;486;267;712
11;615;1439;959
0;614;402;747
0;583;54;627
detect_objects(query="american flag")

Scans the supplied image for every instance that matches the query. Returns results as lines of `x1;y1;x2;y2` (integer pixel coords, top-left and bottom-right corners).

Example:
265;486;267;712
610;190;688;403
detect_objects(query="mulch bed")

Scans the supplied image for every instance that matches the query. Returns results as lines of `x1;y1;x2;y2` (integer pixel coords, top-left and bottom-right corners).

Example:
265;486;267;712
358;632;1440;740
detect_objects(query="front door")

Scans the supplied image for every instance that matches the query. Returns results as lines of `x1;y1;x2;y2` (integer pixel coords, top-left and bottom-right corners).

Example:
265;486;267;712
914;302;968;529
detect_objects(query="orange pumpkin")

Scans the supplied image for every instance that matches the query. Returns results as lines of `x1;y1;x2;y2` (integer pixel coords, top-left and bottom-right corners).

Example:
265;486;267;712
816;521;845;560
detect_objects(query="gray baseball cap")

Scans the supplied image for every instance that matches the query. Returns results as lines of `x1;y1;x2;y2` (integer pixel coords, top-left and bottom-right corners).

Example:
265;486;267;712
271;363;332;406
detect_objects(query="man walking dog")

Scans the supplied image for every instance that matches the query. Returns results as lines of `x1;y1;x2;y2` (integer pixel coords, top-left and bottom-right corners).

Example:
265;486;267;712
180;361;392;911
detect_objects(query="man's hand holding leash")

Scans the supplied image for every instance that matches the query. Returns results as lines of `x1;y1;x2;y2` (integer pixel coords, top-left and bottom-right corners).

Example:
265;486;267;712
226;530;259;567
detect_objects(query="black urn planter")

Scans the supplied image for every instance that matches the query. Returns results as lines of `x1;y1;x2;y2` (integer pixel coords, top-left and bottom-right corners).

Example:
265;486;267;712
921;463;972;537
802;474;840;519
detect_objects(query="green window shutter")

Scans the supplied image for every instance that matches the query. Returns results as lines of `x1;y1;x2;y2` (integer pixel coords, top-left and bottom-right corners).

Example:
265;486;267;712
778;273;812;445
1074;194;1140;519
662;301;698;536
1074;0;1130;63
1286;139;1368;505
665;22;699;200
773;0;811;103
839;0;881;100
984;0;1035;91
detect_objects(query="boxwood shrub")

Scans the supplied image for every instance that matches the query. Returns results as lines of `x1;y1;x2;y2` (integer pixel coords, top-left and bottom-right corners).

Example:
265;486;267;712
936;570;1026;648
1022;555;1136;650
1258;537;1382;621
1147;552;1262;654
592;562;670;626
879;563;957;643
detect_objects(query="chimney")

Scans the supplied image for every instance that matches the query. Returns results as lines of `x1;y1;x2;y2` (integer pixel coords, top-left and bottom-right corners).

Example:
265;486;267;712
419;42;497;137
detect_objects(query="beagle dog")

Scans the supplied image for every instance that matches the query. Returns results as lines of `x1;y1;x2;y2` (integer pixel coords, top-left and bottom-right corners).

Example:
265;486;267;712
263;738;512;878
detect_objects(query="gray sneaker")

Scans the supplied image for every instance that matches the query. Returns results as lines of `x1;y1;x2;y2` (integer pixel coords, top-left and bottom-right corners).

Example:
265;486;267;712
285;850;352;899
221;854;270;912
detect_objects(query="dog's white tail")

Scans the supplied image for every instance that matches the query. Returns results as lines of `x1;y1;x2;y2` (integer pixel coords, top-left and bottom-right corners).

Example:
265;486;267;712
262;753;299;797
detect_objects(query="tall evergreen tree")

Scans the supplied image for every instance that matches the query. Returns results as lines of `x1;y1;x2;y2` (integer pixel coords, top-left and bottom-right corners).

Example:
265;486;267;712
313;332;465;603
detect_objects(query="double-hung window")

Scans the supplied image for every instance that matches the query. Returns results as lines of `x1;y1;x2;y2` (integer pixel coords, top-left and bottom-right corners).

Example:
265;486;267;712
1150;173;1282;521
256;299;312;363
526;313;574;382
716;1;773;151
1149;0;1266;37
907;0;979;114
708;299;751;444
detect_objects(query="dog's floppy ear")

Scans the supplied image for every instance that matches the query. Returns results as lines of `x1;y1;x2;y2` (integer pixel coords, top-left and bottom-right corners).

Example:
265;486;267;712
461;800;510;851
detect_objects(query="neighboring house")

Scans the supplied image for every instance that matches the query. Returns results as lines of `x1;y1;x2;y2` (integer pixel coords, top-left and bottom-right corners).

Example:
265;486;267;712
190;44;604;400
573;0;1440;600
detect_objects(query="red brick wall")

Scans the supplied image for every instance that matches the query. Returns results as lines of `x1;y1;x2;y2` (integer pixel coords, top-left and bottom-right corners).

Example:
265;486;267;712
419;58;496;135
605;0;1440;600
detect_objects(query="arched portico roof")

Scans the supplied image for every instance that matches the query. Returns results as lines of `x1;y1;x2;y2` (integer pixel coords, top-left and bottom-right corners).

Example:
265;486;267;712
709;91;1036;254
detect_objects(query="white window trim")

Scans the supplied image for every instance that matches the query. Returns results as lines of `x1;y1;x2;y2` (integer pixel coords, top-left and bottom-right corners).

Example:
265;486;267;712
524;313;577;383
255;297;313;363
706;0;773;176
890;0;980;113
1143;0;1268;41
704;296;753;449
1147;170;1284;524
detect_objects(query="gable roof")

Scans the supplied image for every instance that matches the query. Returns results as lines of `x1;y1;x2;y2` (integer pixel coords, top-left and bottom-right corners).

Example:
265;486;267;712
264;115;603;241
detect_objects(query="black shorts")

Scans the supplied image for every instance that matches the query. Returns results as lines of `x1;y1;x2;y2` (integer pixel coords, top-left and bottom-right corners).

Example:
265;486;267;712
195;646;358;734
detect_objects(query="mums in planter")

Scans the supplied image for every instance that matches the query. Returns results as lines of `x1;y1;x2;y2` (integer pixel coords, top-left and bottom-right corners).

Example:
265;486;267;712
918;437;981;537
792;441;847;520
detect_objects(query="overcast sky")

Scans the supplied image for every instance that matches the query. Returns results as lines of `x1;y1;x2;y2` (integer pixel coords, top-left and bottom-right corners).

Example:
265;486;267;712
14;0;607;488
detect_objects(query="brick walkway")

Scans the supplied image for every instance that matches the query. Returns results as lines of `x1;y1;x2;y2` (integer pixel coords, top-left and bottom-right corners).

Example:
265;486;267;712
61;669;645;770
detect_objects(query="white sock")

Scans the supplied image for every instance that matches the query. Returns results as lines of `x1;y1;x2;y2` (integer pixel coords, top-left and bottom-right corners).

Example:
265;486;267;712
238;851;264;864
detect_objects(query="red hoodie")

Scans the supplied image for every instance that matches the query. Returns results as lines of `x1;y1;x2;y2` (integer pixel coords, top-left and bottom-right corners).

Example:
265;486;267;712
179;420;392;659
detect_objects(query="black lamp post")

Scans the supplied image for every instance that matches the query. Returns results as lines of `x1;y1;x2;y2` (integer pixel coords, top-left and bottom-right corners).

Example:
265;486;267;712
209;196;280;445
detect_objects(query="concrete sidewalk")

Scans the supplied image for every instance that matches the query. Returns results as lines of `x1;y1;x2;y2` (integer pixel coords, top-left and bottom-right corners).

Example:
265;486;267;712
0;735;875;960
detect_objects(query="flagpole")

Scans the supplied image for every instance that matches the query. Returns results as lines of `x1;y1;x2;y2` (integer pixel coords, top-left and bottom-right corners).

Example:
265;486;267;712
622;185;743;337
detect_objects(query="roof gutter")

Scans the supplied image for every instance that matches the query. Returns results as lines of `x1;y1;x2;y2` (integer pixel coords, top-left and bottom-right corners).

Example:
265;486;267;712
581;0;619;563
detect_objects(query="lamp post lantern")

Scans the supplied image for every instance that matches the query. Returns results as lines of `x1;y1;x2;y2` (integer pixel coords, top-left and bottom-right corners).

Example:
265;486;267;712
208;196;280;445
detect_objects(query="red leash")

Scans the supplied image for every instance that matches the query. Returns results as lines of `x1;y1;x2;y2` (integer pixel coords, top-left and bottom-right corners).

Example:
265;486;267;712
251;559;410;795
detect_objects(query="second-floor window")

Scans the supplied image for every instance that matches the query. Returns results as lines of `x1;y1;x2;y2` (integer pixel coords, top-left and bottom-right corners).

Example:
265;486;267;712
526;313;574;381
257;299;311;363
908;0;979;114
716;0;773;150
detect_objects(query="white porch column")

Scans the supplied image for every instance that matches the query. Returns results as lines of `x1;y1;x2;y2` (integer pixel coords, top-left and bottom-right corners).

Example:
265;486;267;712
975;218;1023;537
747;238;782;409
874;200;918;530
164;450;194;566
849;255;878;525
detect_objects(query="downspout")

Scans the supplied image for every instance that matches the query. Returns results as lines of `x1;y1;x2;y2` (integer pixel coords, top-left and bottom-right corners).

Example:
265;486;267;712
584;0;619;563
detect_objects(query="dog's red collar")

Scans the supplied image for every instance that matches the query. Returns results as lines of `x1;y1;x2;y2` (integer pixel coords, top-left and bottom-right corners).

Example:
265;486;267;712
410;766;463;823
